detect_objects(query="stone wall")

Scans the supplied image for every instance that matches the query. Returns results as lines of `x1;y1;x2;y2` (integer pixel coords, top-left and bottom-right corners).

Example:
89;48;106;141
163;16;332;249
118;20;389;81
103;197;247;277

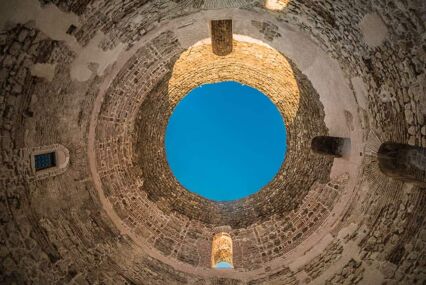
0;24;56;150
0;0;425;284
93;34;336;272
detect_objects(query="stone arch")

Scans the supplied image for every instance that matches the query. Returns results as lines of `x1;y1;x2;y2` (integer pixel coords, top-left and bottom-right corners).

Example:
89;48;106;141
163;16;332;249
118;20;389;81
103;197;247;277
211;232;233;269
378;142;426;185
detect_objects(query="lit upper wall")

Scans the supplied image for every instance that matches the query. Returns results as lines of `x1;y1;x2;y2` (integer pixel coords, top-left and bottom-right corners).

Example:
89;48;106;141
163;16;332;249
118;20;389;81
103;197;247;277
211;232;233;268
169;36;300;125
265;0;291;11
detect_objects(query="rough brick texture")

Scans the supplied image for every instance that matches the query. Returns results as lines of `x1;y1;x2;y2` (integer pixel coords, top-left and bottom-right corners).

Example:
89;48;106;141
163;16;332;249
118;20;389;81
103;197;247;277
0;0;425;284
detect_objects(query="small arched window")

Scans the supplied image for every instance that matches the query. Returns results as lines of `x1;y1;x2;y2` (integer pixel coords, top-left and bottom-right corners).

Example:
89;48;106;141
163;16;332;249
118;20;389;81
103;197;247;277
211;232;233;269
30;144;70;180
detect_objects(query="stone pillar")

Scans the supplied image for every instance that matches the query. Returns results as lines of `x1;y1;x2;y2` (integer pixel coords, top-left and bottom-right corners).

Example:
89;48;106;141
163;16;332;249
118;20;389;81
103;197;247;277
378;142;426;185
211;232;233;268
311;136;351;157
211;20;233;56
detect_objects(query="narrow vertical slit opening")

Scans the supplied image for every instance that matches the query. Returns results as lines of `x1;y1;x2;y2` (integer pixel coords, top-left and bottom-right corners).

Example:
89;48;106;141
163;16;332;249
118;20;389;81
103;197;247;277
212;232;233;269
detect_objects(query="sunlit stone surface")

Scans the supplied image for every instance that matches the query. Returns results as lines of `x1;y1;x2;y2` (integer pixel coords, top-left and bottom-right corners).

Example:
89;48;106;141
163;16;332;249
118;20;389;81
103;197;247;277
211;232;233;268
265;0;291;11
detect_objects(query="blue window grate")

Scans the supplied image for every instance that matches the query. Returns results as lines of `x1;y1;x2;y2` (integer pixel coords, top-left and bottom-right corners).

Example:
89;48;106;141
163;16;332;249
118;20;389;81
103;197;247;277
34;152;56;171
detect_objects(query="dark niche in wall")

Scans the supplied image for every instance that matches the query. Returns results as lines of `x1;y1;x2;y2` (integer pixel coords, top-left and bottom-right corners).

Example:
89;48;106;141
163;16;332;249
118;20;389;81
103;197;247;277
378;142;426;186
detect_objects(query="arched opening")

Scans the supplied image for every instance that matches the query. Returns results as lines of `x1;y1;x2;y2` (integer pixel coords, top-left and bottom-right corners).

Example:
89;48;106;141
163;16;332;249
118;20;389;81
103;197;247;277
165;81;287;201
311;136;351;157
30;144;70;180
211;232;233;269
378;142;426;185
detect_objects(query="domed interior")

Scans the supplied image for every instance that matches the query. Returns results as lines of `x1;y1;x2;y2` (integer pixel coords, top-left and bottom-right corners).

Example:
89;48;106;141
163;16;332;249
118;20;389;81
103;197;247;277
0;1;425;284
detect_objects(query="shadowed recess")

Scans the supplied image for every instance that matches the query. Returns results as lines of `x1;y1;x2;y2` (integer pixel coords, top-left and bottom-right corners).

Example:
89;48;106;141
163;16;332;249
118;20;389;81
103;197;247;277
165;81;287;201
265;0;291;10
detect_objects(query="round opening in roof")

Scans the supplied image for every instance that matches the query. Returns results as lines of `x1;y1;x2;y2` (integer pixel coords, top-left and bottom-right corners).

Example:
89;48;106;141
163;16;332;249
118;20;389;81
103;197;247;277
165;81;287;201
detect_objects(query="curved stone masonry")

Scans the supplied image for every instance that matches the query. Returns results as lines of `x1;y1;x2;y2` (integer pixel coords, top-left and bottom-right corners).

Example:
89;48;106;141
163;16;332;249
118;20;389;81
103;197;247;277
94;36;338;271
0;0;425;284
133;39;332;226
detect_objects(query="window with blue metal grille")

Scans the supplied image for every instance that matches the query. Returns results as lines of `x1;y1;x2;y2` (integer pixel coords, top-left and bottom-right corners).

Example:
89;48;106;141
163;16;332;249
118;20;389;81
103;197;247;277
34;152;56;171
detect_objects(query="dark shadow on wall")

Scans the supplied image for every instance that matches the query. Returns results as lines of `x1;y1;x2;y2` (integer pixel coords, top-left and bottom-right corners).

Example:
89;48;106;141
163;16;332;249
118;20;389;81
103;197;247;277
378;142;426;186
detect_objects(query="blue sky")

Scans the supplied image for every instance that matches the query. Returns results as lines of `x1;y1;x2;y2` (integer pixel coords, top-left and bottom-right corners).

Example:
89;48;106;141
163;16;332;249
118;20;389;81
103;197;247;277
165;81;287;201
215;262;233;269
